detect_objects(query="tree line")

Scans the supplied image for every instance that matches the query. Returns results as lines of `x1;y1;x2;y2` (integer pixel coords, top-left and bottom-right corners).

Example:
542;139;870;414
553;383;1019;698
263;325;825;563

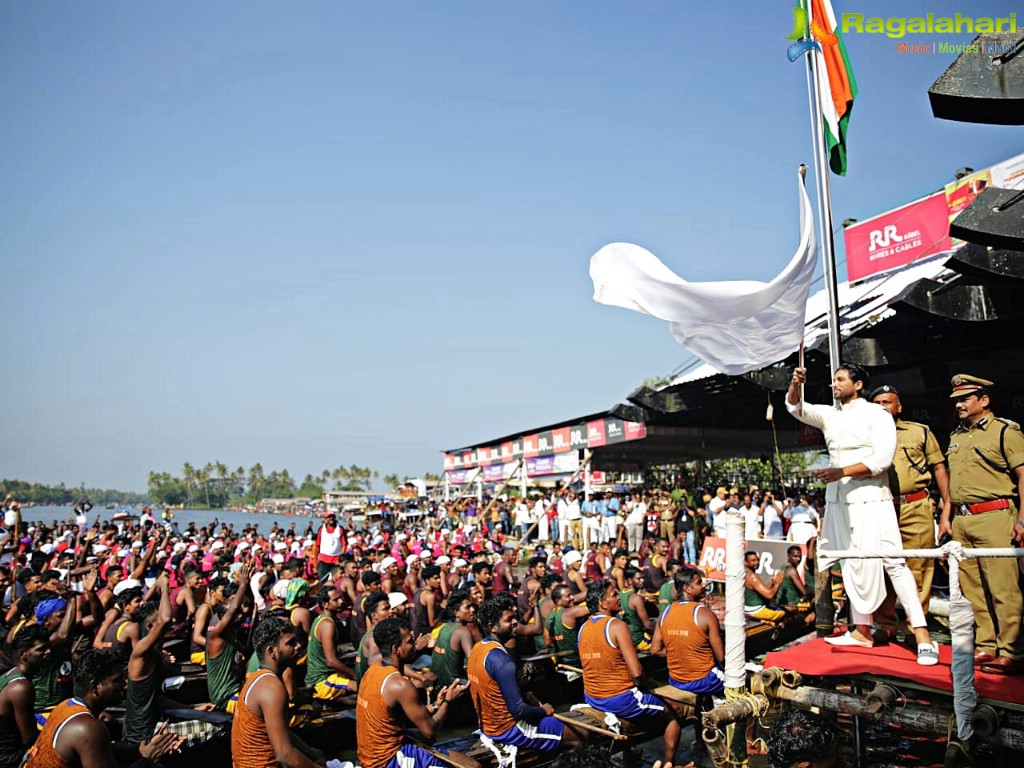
3;454;811;512
146;463;443;509
0;479;147;507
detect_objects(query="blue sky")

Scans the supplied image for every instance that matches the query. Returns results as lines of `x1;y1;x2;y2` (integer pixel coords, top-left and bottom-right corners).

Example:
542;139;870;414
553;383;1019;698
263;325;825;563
2;0;1020;491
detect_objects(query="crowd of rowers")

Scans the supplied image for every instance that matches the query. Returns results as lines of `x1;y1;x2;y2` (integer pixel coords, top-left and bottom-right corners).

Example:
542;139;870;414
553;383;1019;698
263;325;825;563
0;500;825;768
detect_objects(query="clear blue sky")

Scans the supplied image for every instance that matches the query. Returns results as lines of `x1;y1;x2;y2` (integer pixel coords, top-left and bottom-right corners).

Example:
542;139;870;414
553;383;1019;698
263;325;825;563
2;0;1020;491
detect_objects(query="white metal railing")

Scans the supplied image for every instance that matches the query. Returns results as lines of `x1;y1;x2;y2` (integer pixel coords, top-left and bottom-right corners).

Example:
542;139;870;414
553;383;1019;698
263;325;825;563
816;541;1024;743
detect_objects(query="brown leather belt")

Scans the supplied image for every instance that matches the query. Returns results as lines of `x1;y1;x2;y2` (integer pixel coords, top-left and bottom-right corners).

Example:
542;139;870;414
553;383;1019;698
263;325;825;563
897;489;929;504
955;498;1011;516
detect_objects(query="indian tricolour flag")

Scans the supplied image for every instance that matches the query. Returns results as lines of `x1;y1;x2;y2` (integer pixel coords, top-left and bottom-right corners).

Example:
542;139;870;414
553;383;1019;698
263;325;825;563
812;0;857;176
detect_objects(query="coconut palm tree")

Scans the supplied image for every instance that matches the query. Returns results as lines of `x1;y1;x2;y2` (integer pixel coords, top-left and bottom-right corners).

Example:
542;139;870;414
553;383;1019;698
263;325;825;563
182;463;196;507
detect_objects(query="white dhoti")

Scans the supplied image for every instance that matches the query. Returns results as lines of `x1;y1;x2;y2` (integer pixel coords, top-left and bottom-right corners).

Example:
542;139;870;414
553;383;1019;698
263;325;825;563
819;499;926;628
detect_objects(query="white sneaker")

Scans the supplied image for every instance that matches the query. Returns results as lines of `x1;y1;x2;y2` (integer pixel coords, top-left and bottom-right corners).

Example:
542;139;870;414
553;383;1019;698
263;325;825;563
917;643;939;666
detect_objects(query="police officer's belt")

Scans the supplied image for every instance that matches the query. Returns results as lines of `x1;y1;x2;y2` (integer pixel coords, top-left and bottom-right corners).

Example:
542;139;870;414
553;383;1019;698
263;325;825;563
954;499;1011;516
897;489;929;504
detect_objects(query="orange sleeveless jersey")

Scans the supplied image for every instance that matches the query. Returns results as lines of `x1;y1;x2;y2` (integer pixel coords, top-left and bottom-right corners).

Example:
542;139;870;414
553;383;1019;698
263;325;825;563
578;615;634;699
25;698;91;768
231;670;278;768
356;662;406;768
659;602;715;682
467;640;516;736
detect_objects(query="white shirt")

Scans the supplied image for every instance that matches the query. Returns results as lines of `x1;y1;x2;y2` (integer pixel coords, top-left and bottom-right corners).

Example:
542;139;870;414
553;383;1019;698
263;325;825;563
786;504;820;544
786;397;896;503
740;504;761;540
514;502;530;526
761;501;785;539
566;499;581;521
712;501;729;536
709;497;728;537
626;501;646;526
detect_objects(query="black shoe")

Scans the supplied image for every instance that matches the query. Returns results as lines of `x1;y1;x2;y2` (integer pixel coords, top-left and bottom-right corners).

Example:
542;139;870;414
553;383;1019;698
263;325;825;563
944;737;975;767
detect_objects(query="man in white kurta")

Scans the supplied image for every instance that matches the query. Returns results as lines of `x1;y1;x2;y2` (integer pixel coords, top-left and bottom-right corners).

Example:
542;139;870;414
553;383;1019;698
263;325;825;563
787;363;938;665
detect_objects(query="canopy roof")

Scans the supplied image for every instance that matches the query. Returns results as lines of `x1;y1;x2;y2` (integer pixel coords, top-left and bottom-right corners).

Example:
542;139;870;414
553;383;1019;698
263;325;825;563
445;242;1024;474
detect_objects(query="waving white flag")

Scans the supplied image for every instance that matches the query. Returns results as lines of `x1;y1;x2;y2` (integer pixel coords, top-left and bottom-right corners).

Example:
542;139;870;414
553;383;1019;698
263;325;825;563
590;168;816;375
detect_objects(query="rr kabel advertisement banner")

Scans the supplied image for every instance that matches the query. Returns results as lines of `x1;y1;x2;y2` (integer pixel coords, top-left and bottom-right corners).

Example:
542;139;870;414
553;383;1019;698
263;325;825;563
843;191;951;282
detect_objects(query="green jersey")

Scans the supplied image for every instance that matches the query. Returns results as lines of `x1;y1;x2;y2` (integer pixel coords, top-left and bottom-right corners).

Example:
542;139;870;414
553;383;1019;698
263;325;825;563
123;670;160;744
658;581;674;612
0;671;28;768
429;621;467;688
619;589;646;647
207;633;244;710
306;614;335;687
32;649;72;711
355;631;371;683
545;607;580;667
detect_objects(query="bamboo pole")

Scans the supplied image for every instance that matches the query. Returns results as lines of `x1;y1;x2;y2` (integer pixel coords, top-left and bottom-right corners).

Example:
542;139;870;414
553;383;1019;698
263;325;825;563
476;460;525;521
519;450;594;543
700;684;1024;752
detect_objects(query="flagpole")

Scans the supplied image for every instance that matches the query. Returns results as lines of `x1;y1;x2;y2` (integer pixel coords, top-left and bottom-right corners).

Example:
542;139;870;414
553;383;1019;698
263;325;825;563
802;0;843;376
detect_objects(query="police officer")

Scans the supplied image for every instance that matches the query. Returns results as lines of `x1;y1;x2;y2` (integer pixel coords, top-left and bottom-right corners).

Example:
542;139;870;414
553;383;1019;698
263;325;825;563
939;374;1024;675
870;384;950;642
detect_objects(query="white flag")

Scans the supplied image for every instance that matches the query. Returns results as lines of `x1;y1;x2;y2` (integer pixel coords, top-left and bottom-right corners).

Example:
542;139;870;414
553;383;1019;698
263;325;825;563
590;169;816;375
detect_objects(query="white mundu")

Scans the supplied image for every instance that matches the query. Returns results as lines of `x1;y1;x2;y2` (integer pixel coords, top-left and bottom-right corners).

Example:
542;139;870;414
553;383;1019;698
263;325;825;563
786;397;925;626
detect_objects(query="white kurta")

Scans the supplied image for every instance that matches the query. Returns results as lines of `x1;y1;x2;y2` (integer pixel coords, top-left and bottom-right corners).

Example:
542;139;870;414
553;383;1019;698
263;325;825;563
787;397;900;616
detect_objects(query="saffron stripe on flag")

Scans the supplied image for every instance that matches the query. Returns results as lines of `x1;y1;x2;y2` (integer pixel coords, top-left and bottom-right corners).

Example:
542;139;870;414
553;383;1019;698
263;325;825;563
811;0;858;175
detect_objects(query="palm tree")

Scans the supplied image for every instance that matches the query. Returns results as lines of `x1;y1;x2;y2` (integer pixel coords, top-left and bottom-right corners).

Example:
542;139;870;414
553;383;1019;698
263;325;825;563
182;463;196;508
215;461;229;490
248;463;265;504
199;463;213;508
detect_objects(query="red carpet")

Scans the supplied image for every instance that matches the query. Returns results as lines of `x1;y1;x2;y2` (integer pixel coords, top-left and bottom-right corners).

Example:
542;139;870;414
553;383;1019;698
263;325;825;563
763;638;1024;705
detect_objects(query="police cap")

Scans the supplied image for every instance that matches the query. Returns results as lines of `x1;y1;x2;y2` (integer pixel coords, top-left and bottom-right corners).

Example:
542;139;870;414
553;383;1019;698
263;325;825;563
949;374;993;398
869;384;899;401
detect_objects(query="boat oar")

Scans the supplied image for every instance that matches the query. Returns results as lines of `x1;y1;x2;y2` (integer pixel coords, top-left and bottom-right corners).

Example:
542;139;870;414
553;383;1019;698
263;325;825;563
521;649;574;663
552;712;627;741
412;741;479;768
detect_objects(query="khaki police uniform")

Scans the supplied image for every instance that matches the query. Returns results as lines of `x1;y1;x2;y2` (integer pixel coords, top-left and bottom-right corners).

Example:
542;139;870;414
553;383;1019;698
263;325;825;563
947;375;1024;663
875;417;944;636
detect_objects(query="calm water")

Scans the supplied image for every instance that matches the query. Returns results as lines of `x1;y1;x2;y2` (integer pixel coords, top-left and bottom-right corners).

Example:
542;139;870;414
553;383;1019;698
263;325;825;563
18;505;319;536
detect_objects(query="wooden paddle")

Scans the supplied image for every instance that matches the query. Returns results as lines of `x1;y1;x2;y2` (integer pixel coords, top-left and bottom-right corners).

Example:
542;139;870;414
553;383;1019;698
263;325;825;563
521;649;574;662
552;712;627;741
412;741;480;768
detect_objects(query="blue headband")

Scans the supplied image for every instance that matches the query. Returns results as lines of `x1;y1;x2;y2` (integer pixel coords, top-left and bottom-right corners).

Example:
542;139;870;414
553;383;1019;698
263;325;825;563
35;598;67;623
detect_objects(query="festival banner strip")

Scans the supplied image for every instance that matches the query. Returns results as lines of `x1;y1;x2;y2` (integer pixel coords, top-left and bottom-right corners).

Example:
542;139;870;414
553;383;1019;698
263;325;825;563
444;416;647;471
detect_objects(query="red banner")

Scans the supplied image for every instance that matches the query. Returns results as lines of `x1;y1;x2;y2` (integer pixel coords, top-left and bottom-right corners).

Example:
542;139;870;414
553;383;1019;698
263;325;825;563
624;421;647;441
587;419;607;448
552;427;572;453
844;192;951;282
522;434;539;458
